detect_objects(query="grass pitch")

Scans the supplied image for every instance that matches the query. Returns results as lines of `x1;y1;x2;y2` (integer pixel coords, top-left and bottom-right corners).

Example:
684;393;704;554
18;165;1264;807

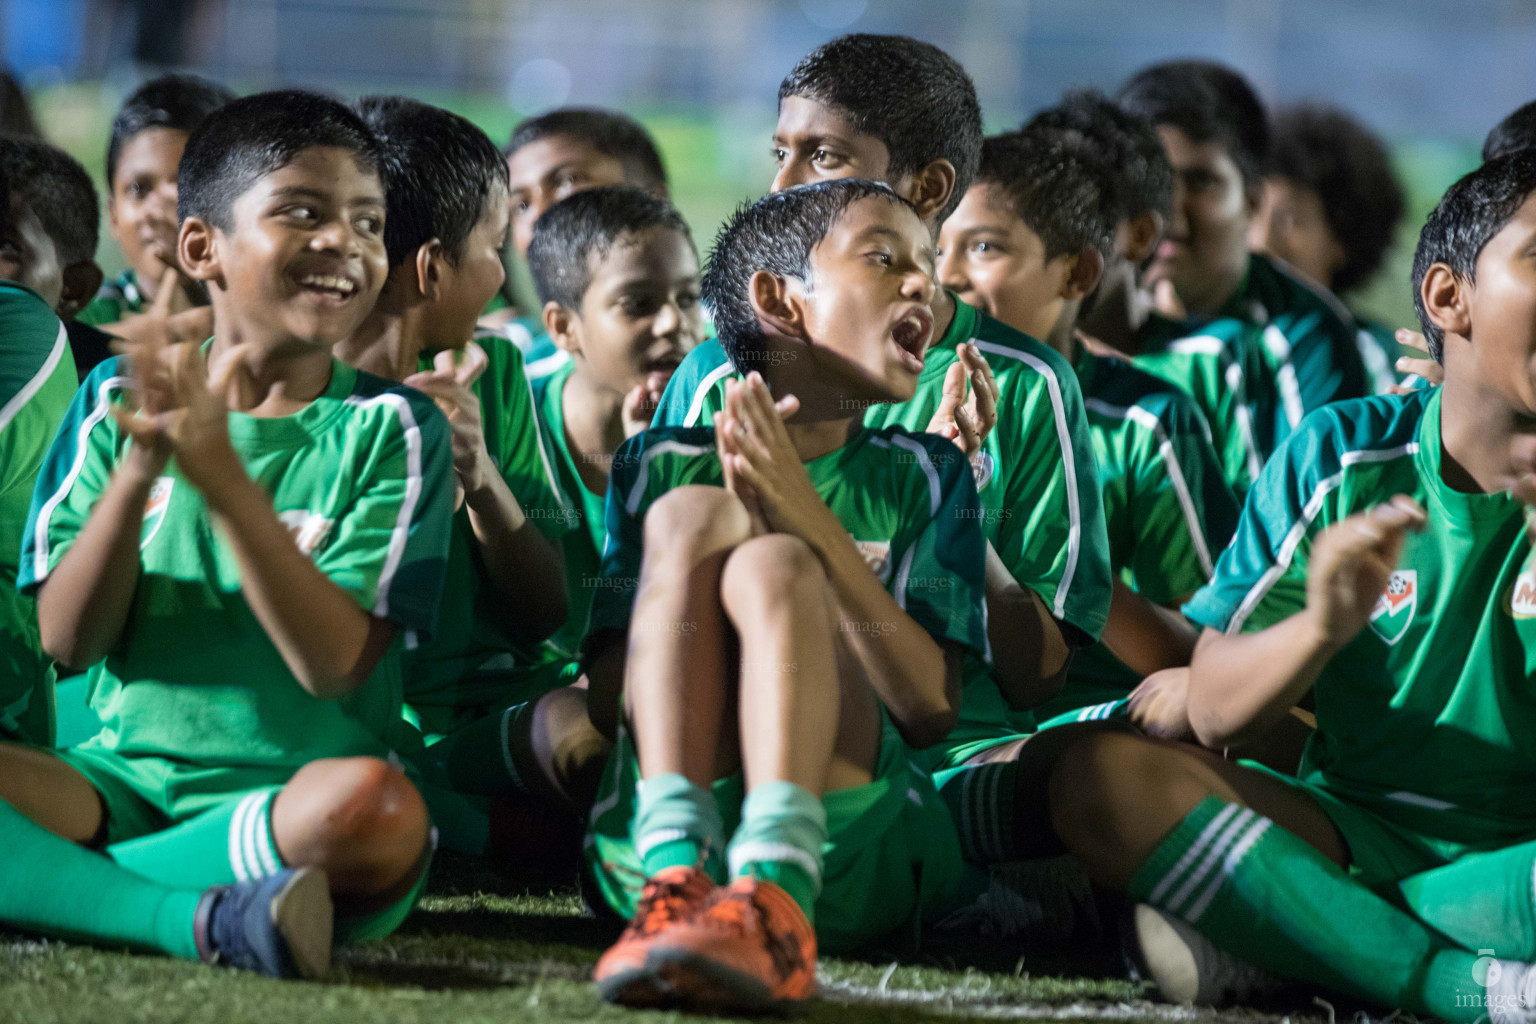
0;853;1379;1024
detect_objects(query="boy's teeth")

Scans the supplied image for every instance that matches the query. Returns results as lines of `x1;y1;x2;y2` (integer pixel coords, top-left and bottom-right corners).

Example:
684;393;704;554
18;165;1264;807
299;274;354;294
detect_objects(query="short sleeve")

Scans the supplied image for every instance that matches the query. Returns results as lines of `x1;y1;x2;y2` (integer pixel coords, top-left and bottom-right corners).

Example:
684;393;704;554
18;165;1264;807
583;433;649;644
652;339;735;429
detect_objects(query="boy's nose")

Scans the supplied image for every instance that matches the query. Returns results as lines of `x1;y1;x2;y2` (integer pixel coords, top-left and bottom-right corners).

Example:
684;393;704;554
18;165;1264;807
771;161;811;193
937;251;967;293
652;300;679;336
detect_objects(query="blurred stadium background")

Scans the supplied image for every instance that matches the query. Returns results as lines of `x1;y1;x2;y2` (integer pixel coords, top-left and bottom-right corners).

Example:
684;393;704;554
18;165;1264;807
5;0;1534;331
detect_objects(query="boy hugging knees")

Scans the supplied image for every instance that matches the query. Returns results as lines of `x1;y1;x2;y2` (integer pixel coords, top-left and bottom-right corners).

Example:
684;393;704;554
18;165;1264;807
1042;150;1536;1022
0;91;454;979
582;179;990;1012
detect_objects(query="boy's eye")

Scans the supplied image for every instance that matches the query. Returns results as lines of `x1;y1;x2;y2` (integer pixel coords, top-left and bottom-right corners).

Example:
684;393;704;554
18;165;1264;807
677;291;699;309
970;240;996;255
772;147;787;165
356;215;382;236
812;148;841;167
867;251;893;266
284;205;318;222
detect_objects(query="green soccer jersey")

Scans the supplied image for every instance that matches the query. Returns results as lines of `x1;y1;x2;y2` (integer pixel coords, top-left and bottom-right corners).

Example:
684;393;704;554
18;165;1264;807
1355;315;1406;395
76;270;145;327
530;360;606;663
1184;387;1536;845
1043;347;1240;709
19;355;454;771
0;282;77;742
586;425;991;702
398;329;576;718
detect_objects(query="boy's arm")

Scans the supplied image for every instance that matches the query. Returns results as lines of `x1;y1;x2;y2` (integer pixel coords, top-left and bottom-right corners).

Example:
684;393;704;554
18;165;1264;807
1099;579;1199;677
1186;495;1424;748
983;540;1071;710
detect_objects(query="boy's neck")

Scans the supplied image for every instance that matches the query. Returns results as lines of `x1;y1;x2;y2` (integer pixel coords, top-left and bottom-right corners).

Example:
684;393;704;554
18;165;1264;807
1043;300;1083;363
1179;252;1250;319
208;329;336;417
562;366;628;492
930;287;957;339
1437;368;1536;495
782;415;862;462
334;290;428;383
1078;267;1150;355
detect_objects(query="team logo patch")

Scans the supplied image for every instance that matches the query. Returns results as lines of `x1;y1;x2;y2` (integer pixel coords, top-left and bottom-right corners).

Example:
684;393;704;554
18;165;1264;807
853;539;893;583
1509;565;1536;619
1368;569;1417;645
971;449;995;492
139;477;175;549
278;510;334;558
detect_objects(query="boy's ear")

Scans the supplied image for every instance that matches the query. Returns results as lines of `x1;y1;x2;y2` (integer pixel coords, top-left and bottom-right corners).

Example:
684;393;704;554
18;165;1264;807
178;217;222;286
748;269;808;341
908;158;959;224
543;300;580;355
1062;246;1105;302
1124;211;1164;265
1243;179;1264;220
413;239;446;302
57;261;104;321
1420;263;1471;341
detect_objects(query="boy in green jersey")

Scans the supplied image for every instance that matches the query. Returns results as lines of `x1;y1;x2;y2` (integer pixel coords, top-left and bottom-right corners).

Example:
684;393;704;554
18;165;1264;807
1117;61;1369;496
1046;151;1536;1022
333;97;577;859
585;180;988;1012
655;34;1113;758
936;129;1237;761
1250;104;1407;393
0;164;80;747
0;91;455;978
78;75;234;352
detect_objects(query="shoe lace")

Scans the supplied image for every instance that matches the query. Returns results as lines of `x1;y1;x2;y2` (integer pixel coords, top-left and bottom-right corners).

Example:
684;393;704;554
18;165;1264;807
626;870;711;937
709;885;808;982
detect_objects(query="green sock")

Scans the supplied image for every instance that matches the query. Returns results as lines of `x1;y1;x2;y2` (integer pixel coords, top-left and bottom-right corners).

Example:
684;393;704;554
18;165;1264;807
939;761;1021;864
635;773;725;880
109;788;284;889
1131;797;1483;1021
421;702;533;796
0;800;201;959
728;781;826;922
1399;840;1536;960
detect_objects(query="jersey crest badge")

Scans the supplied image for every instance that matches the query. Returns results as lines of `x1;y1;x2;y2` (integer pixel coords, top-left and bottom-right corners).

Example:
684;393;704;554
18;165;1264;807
1509;564;1536;619
971;449;995;492
139;476;175;550
278;510;334;558
852;539;893;583
1368;569;1416;645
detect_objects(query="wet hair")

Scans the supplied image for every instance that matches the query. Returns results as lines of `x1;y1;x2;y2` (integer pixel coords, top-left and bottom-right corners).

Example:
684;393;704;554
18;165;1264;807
1411;149;1536;362
974;128;1116;267
106;75;235;188
1118;60;1269;187
178;89;381;231
0;136;98;264
1025;88;1173;227
506;108;668;195
1265;104;1403;295
527;184;693;310
355;95;509;269
703;178;915;375
778;33;982;224
1484;100;1536;163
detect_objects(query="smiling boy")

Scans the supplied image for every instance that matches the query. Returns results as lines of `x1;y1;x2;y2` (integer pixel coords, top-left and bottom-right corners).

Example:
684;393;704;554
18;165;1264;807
0;91;453;978
584;180;988;1012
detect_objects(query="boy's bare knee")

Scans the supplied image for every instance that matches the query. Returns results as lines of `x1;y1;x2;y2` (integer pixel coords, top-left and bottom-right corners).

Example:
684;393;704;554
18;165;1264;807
642;486;750;562
719;535;826;620
1048;732;1161;844
277;757;429;892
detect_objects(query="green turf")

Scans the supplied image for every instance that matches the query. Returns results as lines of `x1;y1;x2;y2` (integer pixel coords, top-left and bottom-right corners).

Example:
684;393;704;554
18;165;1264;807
0;852;1390;1024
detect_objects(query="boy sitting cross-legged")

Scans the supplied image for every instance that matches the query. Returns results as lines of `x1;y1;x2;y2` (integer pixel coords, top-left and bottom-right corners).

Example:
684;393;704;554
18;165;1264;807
1047;150;1536;1020
584;179;989;1012
0;90;453;978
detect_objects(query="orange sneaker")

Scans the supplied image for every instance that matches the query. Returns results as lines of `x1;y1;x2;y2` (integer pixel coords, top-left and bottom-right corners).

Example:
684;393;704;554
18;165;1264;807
640;876;818;1013
592;865;714;1006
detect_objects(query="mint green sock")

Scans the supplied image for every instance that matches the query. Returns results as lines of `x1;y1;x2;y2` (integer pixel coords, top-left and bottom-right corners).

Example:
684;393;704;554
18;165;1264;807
0;800;201;959
1131;797;1482;1022
109;788;284;889
728;782;826;922
635;773;725;880
1399;840;1536;960
420;702;535;796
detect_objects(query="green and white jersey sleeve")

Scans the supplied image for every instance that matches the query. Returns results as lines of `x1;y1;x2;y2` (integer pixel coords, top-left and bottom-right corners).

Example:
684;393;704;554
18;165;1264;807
400;329;577;710
652;336;734;429
20;356;454;770
585;425;989;676
1354;315;1406;395
1245;254;1368;421
0;282;76;742
1185;388;1536;844
76;271;144;327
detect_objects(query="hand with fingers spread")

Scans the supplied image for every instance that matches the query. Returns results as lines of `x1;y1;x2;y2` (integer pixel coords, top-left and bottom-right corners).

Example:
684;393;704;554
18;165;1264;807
621;370;672;439
404;342;493;502
717;373;834;545
105;264;215;351
1305;494;1427;647
1388;328;1443;394
925;342;999;459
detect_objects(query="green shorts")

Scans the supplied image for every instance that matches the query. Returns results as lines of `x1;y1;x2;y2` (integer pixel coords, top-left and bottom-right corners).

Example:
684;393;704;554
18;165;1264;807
57;745;428;944
585;713;963;954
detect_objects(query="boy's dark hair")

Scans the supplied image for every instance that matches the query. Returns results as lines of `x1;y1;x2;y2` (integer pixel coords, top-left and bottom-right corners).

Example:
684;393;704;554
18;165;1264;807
178;90;381;232
1118;60;1269;187
0;136;99;265
974;129;1116;266
356;95;510;269
1411;149;1536;363
527;185;692;311
1024;88;1173;227
1484;99;1536;163
1267;104;1404;294
704;178;913;376
506;108;668;195
778;33;982;225
106;75;236;188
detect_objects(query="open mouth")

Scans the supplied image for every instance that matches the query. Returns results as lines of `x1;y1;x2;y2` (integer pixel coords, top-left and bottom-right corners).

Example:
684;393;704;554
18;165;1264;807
890;306;934;373
295;272;360;302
